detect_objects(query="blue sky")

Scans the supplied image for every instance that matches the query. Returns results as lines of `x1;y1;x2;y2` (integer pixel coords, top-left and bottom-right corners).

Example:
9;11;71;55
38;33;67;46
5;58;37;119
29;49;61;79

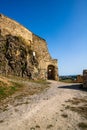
0;0;87;75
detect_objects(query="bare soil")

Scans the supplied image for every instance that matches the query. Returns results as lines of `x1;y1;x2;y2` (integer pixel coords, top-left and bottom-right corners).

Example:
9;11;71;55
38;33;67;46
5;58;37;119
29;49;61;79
0;80;87;130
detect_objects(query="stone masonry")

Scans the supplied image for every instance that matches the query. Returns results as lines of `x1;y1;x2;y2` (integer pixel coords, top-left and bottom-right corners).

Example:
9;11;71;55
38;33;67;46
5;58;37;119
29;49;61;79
83;70;87;88
0;14;59;80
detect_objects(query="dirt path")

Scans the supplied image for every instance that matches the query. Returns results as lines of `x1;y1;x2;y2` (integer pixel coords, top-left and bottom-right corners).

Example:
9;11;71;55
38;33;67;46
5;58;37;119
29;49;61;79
0;81;87;130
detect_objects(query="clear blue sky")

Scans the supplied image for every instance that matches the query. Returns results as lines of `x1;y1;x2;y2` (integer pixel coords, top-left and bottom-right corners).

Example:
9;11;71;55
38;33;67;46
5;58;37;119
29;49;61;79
0;0;87;75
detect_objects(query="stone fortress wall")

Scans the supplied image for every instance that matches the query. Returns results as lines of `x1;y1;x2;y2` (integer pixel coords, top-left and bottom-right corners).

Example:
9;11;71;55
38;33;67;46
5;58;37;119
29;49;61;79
0;14;59;80
0;14;32;44
31;34;58;80
83;70;87;88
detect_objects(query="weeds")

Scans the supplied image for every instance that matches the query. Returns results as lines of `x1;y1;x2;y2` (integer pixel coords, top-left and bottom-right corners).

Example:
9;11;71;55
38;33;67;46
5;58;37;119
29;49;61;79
69;106;87;119
65;98;87;105
61;113;68;118
0;80;23;101
0;75;50;104
30;127;35;130
36;125;40;128
47;124;53;129
65;97;87;119
0;120;4;123
14;101;29;107
78;122;87;129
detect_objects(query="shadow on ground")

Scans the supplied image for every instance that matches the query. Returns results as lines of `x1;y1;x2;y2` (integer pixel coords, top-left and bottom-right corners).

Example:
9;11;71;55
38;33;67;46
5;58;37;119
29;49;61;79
58;84;87;92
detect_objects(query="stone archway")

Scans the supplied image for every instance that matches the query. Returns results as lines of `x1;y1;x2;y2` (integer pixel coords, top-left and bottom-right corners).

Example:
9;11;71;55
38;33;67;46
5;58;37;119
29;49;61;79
47;65;55;80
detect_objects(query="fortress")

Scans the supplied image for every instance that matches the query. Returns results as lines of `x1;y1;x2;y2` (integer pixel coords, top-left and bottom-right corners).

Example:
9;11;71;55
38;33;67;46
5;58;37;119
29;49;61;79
0;14;58;80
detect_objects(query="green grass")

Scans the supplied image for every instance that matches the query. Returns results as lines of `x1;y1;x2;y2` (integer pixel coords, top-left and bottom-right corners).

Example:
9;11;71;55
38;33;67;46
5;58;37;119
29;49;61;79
32;79;50;85
0;76;50;102
60;79;74;83
0;80;23;101
7;75;50;85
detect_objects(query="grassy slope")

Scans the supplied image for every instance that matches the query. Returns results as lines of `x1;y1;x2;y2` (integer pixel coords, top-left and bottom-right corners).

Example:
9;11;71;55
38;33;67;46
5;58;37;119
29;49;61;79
0;75;49;102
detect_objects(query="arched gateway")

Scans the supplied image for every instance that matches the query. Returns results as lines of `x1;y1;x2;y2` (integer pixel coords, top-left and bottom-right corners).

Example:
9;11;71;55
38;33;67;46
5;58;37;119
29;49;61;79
47;65;55;80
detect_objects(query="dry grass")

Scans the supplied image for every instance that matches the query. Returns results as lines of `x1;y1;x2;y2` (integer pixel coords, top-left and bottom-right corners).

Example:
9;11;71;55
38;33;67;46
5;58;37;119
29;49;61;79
0;120;4;123
61;113;68;118
65;97;87;105
78;122;87;129
65;97;87;119
35;125;40;128
0;75;50;114
0;80;23;101
46;124;53;129
0;75;50;110
30;127;35;130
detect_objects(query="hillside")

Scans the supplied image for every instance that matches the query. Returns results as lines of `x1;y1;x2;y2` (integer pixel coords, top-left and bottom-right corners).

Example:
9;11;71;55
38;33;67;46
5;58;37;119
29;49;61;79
0;75;49;104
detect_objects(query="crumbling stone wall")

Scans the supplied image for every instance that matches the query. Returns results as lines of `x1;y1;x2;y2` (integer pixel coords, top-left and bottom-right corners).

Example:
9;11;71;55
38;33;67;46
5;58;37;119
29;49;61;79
0;14;59;80
31;34;58;80
0;14;32;45
83;70;87;88
76;75;83;83
0;34;36;78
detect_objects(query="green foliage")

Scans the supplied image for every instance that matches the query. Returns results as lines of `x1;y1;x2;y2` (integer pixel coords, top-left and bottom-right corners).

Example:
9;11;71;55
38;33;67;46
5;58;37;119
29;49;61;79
0;80;23;101
21;63;26;71
60;79;74;83
0;87;6;97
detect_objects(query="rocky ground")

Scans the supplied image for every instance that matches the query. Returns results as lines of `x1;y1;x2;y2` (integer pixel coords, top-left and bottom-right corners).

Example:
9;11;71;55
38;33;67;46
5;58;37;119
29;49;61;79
0;80;87;130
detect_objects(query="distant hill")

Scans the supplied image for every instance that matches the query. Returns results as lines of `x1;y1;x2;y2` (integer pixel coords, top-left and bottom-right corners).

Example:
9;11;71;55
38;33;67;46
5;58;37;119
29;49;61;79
59;75;77;83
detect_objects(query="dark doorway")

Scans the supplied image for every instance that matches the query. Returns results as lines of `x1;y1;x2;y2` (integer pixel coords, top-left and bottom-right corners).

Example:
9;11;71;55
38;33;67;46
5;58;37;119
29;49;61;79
47;65;55;80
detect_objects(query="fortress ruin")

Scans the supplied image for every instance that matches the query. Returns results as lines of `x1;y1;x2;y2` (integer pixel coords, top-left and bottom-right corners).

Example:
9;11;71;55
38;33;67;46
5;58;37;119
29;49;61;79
0;14;58;80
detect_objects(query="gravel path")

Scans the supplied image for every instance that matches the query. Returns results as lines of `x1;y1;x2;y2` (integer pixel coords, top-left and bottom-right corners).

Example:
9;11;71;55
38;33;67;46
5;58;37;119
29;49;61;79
0;80;87;130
